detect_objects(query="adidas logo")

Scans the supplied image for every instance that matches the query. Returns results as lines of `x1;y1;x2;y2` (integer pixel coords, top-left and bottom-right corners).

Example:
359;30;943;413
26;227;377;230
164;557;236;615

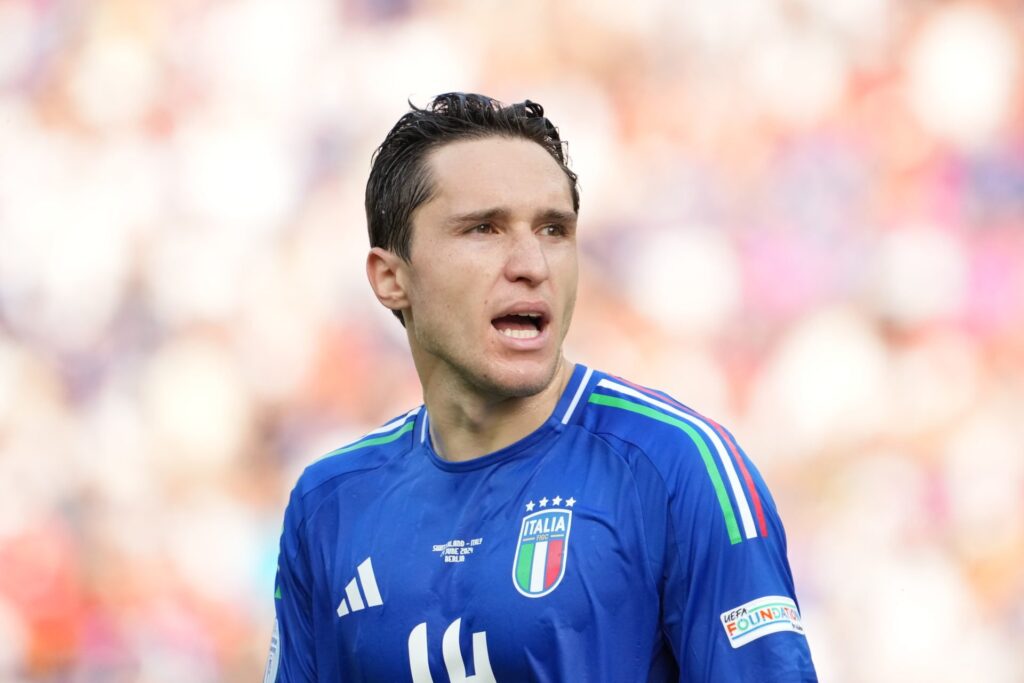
337;557;383;618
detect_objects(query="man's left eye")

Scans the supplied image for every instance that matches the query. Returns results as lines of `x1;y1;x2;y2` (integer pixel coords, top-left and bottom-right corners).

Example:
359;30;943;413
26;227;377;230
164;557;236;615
540;224;565;236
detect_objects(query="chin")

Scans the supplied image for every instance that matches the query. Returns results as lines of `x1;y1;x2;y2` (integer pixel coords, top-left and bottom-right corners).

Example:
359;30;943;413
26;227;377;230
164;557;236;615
473;355;562;399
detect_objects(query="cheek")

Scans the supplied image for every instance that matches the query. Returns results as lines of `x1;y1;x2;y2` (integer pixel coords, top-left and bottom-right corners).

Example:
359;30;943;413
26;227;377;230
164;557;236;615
552;252;579;295
412;263;487;326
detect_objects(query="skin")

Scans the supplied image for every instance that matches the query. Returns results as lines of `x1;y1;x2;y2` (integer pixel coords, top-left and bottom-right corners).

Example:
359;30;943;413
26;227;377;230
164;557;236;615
366;136;579;461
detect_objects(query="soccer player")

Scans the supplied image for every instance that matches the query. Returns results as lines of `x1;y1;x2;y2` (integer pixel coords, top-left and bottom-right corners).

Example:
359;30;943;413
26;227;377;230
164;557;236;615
266;93;818;682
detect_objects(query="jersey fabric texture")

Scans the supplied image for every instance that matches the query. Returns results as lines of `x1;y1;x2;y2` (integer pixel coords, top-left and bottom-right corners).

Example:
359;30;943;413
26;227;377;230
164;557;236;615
267;364;818;682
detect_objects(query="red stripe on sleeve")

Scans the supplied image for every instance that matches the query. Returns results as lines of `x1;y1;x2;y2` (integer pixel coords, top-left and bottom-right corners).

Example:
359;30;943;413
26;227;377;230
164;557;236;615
708;422;768;537
611;375;769;538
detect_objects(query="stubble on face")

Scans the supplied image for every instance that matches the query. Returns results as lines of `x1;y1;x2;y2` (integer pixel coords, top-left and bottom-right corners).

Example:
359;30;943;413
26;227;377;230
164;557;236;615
400;136;579;404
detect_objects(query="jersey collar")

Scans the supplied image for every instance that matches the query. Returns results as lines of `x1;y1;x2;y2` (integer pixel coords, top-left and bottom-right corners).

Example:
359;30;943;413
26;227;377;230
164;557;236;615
417;363;594;472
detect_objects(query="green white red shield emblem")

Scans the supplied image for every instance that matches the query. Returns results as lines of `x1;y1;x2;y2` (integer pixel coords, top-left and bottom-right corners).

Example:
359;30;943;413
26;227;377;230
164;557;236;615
512;508;572;597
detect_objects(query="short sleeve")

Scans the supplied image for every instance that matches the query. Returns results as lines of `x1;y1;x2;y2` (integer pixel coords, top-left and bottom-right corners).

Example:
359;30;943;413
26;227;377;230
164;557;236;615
267;484;317;682
658;432;817;683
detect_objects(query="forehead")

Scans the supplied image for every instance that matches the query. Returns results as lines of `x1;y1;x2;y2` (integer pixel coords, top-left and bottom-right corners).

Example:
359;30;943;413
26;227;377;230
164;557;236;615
422;137;574;217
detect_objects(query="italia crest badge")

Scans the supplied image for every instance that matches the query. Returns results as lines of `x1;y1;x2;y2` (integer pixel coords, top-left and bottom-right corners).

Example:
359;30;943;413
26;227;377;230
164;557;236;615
512;496;575;598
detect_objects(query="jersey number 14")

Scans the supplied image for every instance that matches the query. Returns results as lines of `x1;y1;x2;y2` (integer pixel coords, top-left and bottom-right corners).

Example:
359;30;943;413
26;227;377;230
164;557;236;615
407;618;496;683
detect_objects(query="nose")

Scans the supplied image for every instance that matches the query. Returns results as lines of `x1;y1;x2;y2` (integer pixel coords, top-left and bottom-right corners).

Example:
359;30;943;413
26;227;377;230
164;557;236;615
503;228;550;285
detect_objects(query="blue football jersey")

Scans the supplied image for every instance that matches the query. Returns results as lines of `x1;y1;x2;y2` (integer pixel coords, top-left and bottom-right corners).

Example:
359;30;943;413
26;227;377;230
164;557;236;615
266;364;817;682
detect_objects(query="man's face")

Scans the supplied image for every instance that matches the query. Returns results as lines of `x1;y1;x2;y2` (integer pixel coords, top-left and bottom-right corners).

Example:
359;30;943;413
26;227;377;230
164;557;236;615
400;136;578;399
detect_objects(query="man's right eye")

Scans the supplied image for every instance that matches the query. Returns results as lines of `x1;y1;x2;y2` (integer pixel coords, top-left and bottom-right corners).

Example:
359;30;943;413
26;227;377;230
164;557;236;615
469;223;496;234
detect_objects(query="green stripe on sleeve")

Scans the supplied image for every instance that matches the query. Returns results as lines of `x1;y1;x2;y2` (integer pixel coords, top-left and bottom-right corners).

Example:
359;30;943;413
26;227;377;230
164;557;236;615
322;420;416;459
588;393;743;544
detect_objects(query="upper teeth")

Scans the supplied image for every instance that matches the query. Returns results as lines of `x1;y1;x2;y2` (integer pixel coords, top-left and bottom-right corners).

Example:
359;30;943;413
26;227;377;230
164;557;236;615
521;313;541;318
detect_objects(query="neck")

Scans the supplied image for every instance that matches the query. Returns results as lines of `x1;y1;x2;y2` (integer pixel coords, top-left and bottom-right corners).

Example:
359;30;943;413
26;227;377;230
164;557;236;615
422;358;574;462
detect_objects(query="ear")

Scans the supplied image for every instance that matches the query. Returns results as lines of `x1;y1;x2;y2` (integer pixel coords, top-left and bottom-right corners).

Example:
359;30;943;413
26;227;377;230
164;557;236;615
366;247;410;315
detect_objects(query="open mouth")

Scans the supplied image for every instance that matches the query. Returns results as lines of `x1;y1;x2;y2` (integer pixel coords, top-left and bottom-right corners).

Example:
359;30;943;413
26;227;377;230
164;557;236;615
491;312;547;340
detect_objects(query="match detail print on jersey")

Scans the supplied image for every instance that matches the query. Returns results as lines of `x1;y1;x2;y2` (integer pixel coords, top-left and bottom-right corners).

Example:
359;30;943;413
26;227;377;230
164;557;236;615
512;498;573;598
589;379;767;545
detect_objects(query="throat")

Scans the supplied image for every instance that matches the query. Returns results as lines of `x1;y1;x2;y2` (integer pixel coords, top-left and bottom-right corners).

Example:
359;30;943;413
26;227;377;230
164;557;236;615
423;359;574;462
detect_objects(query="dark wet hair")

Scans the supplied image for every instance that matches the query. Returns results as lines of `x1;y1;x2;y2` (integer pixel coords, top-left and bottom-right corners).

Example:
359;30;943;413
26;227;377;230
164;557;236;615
366;93;579;304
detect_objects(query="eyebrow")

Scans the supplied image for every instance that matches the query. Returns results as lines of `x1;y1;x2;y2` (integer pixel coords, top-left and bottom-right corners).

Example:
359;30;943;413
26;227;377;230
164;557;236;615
448;207;577;226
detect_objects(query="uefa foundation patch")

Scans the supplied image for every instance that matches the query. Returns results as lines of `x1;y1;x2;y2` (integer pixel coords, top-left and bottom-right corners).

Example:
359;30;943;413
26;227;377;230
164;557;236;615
720;596;805;648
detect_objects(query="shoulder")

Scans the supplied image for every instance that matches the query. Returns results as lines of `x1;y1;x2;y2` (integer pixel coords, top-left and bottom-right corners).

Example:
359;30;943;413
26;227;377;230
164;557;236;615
292;407;422;504
579;371;769;544
580;371;737;471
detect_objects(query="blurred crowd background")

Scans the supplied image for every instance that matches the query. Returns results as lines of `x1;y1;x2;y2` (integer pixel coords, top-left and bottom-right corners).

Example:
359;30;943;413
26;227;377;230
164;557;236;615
1;0;1022;680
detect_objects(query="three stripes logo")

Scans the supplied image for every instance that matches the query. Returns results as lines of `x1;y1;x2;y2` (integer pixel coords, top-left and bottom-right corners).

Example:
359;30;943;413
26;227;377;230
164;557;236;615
337;557;383;617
